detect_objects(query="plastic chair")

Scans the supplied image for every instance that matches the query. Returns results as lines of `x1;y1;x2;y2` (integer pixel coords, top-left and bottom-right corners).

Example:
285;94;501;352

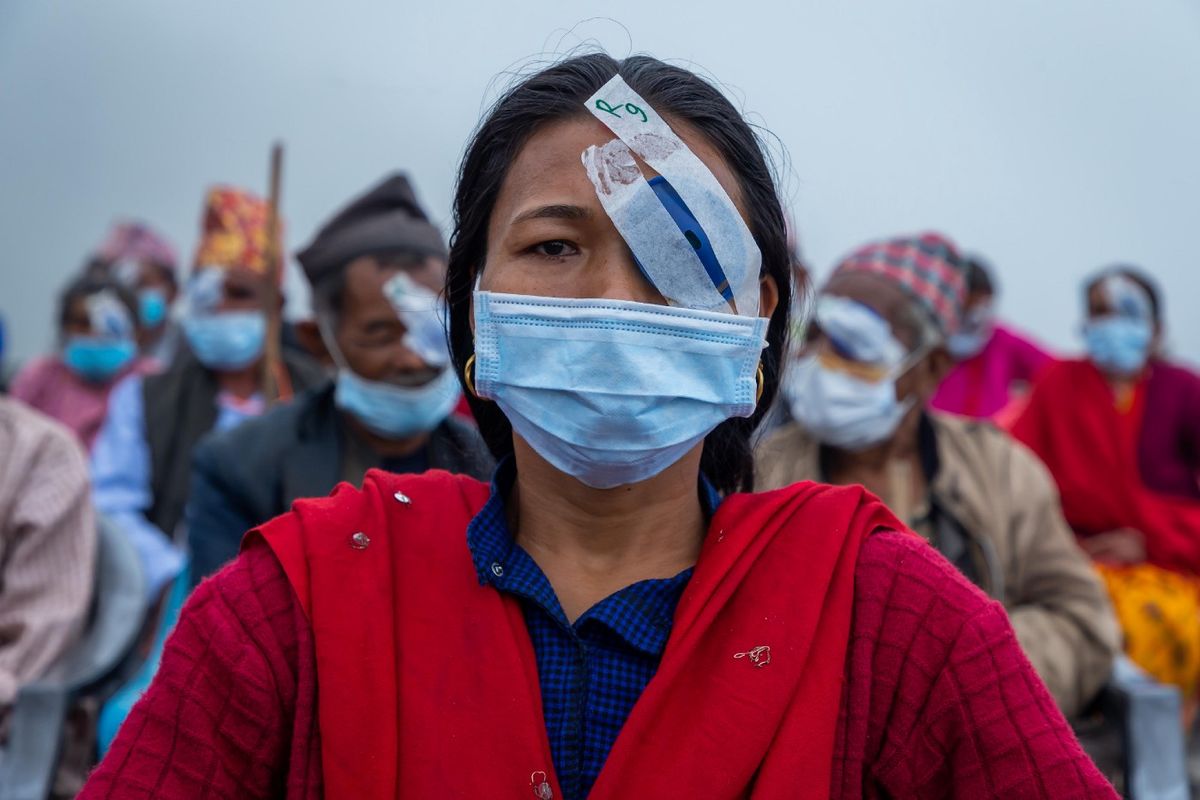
0;515;147;800
96;559;189;755
1076;657;1190;800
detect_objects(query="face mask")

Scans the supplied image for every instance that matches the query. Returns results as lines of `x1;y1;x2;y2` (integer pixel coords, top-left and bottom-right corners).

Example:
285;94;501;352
182;310;266;370
1085;316;1152;375
783;353;920;451
335;366;460;439
63;336;137;382
946;302;994;359
138;288;168;327
472;290;767;489
947;330;987;360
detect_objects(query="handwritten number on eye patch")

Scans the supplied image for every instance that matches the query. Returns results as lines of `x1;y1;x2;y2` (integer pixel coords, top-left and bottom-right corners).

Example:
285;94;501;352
594;99;649;123
595;99;622;117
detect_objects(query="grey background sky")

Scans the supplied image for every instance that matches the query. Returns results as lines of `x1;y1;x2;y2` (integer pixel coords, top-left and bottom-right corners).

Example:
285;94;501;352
2;0;1197;365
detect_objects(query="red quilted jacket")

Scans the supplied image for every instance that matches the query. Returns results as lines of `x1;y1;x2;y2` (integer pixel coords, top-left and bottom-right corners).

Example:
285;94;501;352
82;483;1115;798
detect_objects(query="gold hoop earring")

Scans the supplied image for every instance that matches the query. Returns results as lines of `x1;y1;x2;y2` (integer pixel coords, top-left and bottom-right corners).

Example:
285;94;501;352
463;354;479;399
755;363;765;405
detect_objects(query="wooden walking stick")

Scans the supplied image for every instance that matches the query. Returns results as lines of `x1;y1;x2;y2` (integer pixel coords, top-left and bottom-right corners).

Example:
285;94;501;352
261;142;292;403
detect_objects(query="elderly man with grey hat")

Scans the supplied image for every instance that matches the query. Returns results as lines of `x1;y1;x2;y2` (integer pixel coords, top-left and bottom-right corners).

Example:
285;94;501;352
186;174;493;586
756;232;1119;718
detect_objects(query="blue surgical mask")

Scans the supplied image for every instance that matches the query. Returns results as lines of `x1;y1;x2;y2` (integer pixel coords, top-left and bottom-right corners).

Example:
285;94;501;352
63;336;137;382
947;302;994;360
182;310;266;370
1085;316;1152;375
335;366;460;438
138;288;169;327
472;290;767;489
947;330;987;360
783;353;920;451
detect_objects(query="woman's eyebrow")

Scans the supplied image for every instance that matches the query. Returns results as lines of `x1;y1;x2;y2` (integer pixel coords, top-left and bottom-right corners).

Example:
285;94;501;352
511;204;592;225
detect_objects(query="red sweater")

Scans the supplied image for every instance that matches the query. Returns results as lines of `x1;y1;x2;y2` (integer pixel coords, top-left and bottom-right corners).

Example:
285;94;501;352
1013;358;1200;573
83;491;1114;798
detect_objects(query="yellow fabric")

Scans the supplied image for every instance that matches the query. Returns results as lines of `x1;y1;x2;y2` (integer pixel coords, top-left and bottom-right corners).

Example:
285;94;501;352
1097;562;1200;696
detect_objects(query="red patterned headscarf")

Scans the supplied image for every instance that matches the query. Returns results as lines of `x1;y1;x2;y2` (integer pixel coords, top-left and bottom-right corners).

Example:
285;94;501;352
192;186;283;277
832;232;967;336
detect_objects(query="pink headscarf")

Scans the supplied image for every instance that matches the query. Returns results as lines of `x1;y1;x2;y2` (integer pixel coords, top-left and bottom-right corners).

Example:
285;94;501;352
95;221;178;270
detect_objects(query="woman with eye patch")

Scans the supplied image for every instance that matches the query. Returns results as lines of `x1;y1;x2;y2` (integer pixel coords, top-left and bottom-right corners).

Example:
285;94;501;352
10;273;155;451
82;54;1114;800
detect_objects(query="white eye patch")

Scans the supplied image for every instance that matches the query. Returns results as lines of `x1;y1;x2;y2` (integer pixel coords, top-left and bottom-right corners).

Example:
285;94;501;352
816;295;906;367
582;139;731;312
582;75;763;318
183;268;226;315
1101;274;1152;322
382;273;450;368
86;290;135;340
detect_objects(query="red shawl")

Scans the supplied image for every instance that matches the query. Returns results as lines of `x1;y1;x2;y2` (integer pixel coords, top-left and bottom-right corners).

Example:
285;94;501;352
258;469;903;799
1011;359;1200;574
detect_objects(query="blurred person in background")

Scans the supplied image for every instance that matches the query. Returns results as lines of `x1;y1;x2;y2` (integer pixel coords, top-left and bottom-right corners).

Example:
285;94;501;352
1013;267;1200;702
0;395;96;709
757;233;1119;718
84;54;1113;799
187;173;493;586
758;218;813;436
0;315;8;391
90;186;324;601
10;274;156;451
929;255;1053;422
88;220;182;363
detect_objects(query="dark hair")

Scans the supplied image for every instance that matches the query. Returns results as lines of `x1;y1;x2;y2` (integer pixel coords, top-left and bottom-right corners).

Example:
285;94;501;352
963;256;995;296
311;251;427;319
148;261;178;290
445;53;792;494
1085;265;1162;324
58;273;139;337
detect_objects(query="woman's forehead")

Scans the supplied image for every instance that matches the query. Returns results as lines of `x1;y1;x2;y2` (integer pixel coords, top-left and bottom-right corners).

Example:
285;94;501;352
491;114;750;231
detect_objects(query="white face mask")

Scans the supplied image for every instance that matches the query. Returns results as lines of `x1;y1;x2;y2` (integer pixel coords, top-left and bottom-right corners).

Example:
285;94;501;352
783;293;930;451
783;354;920;451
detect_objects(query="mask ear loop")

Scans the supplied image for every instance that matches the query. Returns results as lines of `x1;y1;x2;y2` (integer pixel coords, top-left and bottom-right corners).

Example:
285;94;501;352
464;272;492;402
315;314;352;372
885;340;937;417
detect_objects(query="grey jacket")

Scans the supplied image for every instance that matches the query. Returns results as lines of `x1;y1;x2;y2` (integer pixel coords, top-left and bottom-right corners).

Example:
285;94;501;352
755;412;1120;717
187;382;493;585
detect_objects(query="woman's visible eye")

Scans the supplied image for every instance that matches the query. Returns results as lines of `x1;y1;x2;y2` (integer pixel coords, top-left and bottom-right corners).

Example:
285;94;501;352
529;240;580;259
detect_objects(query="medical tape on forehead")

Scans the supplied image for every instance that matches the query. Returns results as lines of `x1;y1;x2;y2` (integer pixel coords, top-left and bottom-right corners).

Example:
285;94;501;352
585;75;762;318
581;139;731;313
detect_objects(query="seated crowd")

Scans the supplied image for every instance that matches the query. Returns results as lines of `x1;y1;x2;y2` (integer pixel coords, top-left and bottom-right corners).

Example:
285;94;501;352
0;55;1196;798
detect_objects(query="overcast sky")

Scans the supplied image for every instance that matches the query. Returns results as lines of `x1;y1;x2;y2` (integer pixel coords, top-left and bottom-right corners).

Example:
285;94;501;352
2;0;1198;365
